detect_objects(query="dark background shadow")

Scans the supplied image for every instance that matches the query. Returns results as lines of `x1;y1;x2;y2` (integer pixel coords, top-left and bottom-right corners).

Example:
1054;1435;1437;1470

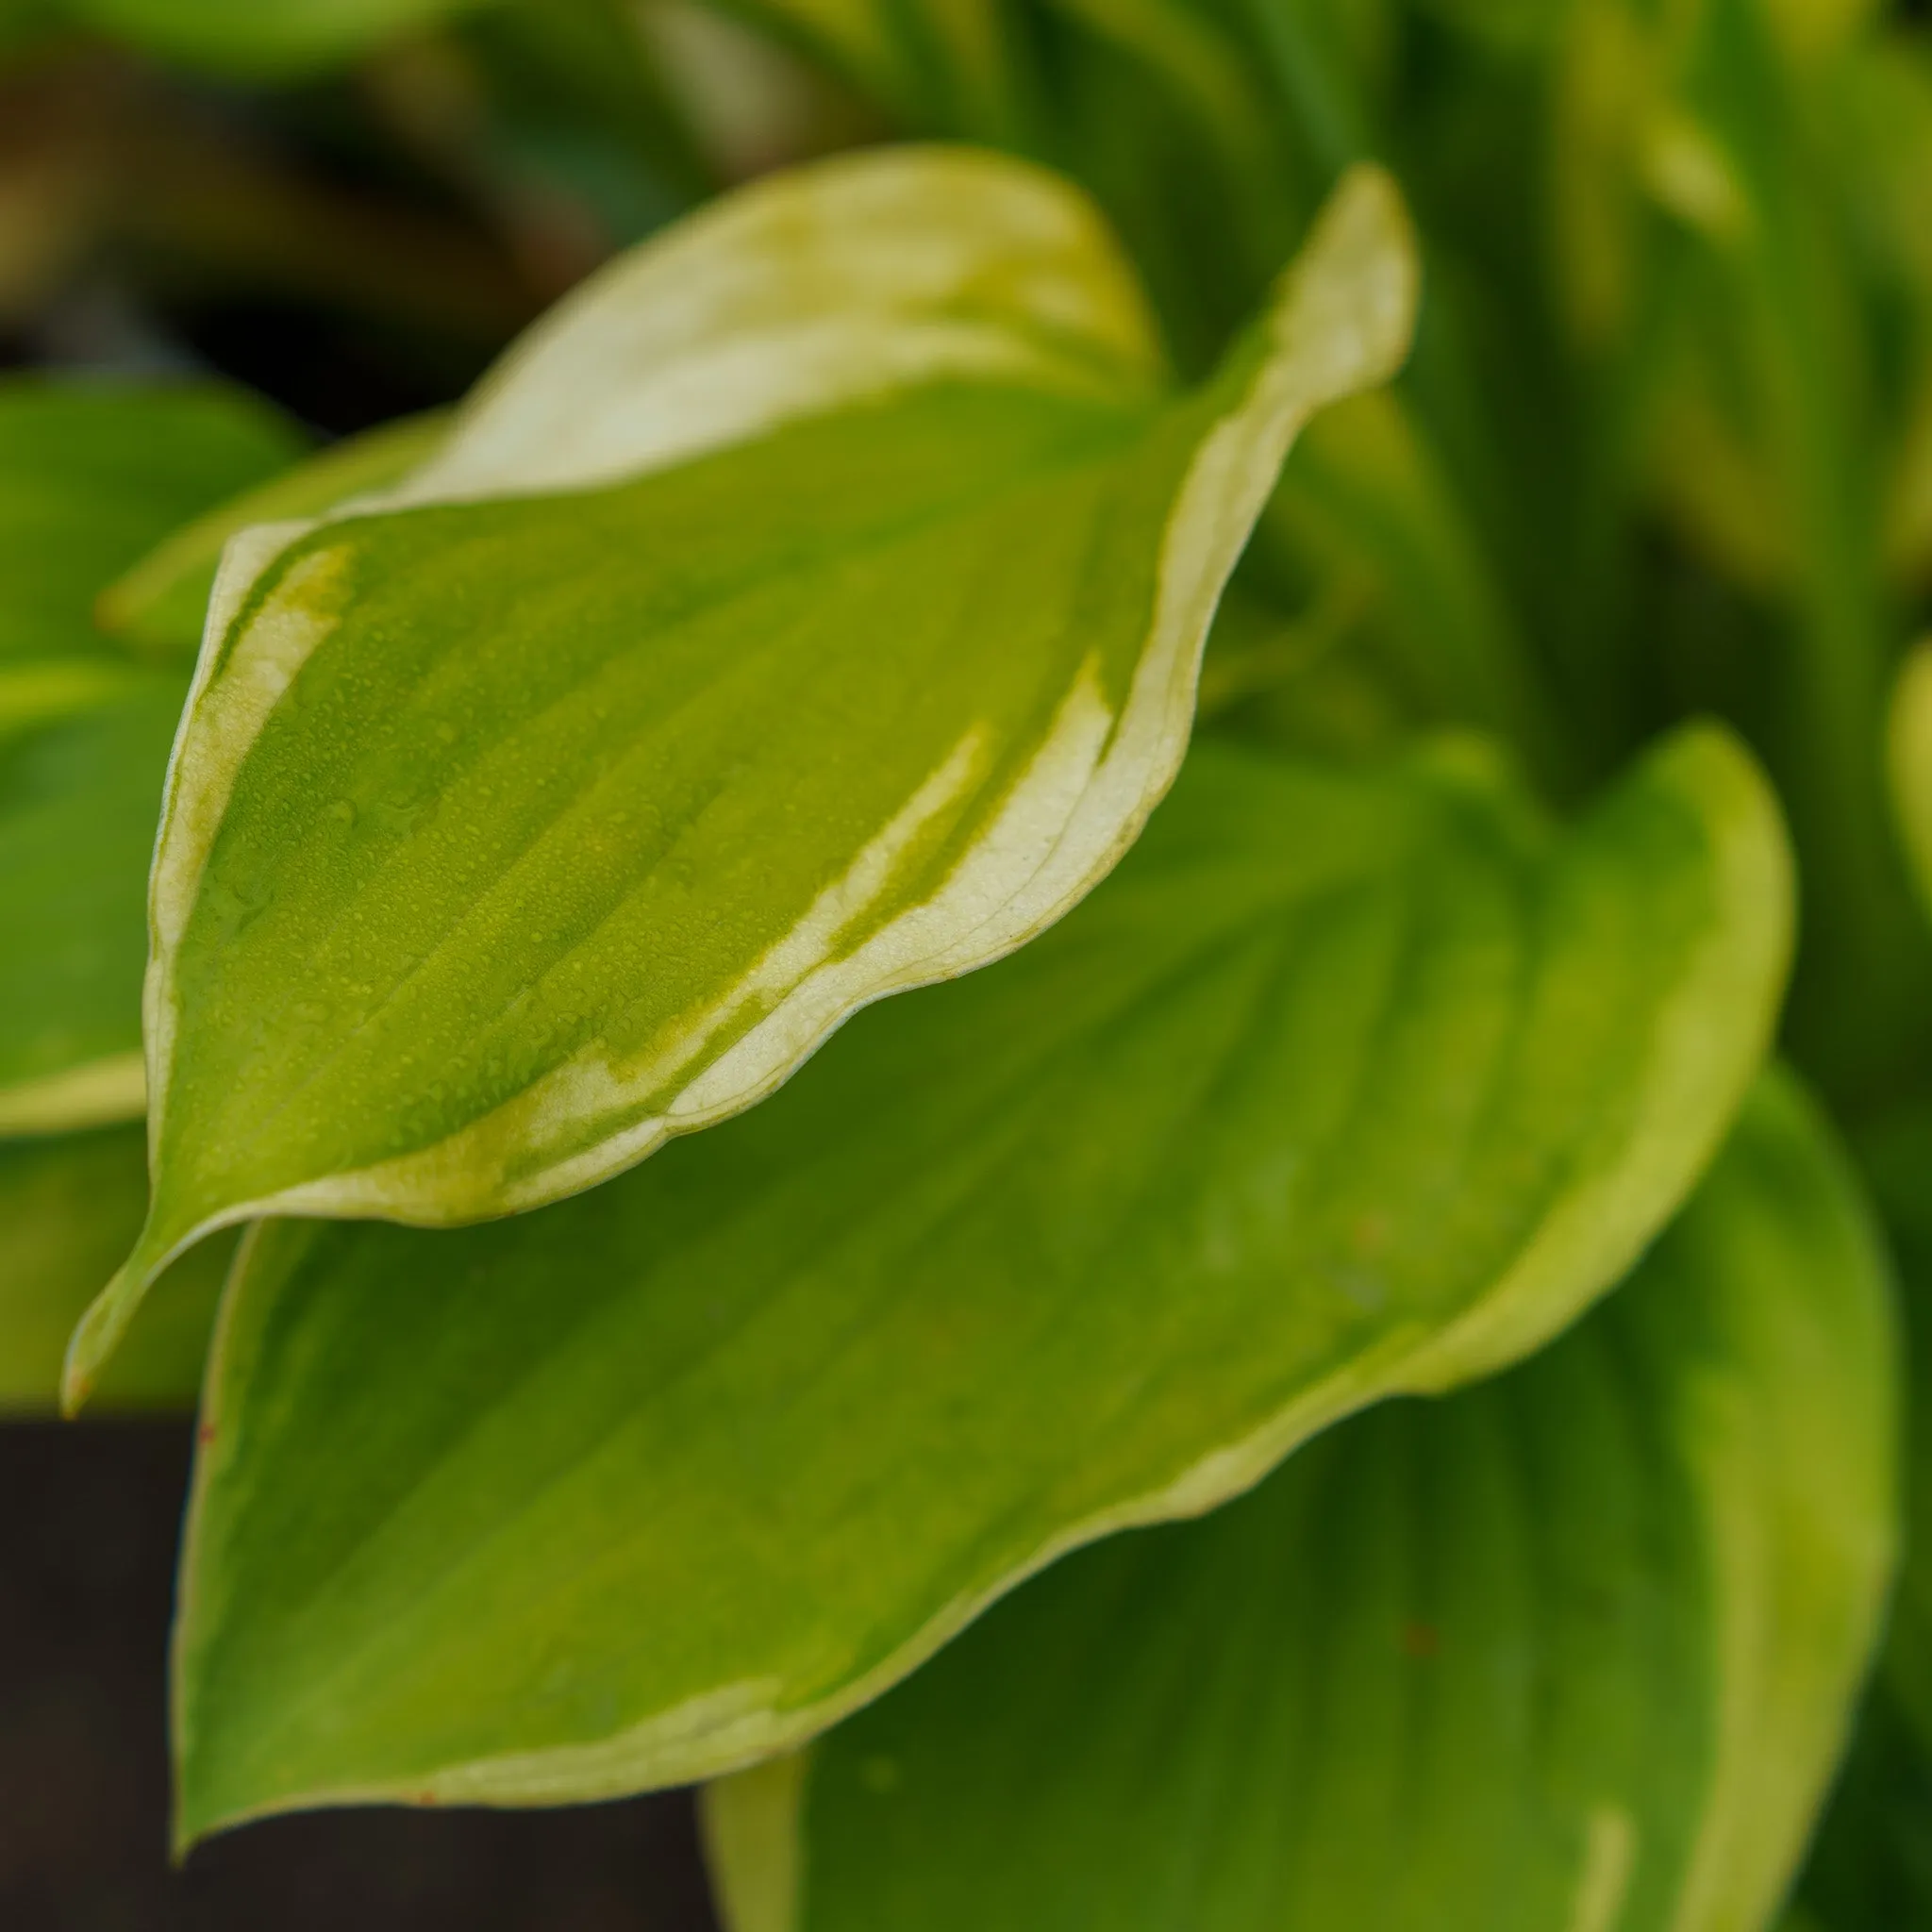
0;1421;720;1932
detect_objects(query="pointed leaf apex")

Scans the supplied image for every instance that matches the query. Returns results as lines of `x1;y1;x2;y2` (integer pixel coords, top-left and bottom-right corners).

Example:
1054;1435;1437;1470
64;1208;206;1413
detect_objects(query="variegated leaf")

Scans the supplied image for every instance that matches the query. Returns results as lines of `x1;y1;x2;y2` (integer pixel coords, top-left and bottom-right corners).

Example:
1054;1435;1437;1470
168;726;1788;1838
70;151;1419;1403
703;1074;1893;1932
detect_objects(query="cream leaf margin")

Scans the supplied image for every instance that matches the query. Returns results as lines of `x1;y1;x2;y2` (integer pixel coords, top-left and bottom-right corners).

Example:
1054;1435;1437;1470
697;1074;1885;1932
174;727;1790;1837
67;157;1418;1406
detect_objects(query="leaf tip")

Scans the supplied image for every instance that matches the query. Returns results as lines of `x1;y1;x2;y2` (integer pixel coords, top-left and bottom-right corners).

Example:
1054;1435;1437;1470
1316;161;1424;386
1654;719;1795;942
62;1211;202;1415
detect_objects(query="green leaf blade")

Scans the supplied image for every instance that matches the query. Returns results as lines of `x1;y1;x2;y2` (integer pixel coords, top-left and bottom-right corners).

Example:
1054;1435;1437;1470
0;376;303;670
0;376;302;1129
171;725;1789;1840
76;153;1421;1401
0;669;190;1132
708;1071;1894;1932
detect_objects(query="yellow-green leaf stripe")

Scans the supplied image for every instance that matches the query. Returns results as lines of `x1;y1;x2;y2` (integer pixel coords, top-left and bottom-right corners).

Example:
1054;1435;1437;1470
70;152;1419;1405
169;728;1787;1840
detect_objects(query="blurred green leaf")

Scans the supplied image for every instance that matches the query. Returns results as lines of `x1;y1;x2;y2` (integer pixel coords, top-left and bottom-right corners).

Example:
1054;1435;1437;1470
0;0;61;58
1852;1098;1932;1745
1265;387;1565;784
705;1071;1894;1932
1042;0;1274;183
0;668;187;1132
64;0;487;76
70;154;1419;1401
1649;0;1932;1106
1819;38;1932;591
1792;1080;1932;1928
1790;1683;1932;1931
1890;643;1932;920
97;410;451;664
0;377;304;670
169;724;1787;1840
710;0;1036;139
0;1125;231;1411
0;377;285;1135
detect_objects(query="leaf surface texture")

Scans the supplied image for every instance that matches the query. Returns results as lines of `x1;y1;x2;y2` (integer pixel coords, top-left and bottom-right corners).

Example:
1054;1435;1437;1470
75;153;1419;1396
172;729;1788;1837
706;1074;1893;1932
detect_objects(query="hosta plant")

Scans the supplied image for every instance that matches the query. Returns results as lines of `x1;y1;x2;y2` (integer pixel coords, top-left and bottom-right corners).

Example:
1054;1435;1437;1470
4;0;1932;1926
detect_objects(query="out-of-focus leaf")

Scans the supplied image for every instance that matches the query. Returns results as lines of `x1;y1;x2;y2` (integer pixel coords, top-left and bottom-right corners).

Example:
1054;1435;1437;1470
1855;1098;1932;1745
1245;0;1384;174
1645;340;1792;594
1757;0;1880;65
96;411;452;665
1790;1684;1932;1932
1264;387;1564;783
1792;936;1932;1927
0;0;60;58
170;727;1788;1840
1549;0;1658;356
706;0;919;109
1042;0;1273;177
1414;0;1566;58
705;1072;1893;1932
69;154;1420;1403
0;378;304;669
709;0;1035;140
64;0;485;76
1036;15;1304;378
1891;391;1932;591
1891;644;1932;919
1794;1090;1932;1931
0;1125;232;1411
1817;42;1932;590
0;379;294;1132
0;668;187;1133
1653;0;1930;1104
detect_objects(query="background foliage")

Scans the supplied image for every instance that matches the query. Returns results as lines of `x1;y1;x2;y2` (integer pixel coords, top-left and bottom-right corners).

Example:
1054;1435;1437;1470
4;0;1932;1926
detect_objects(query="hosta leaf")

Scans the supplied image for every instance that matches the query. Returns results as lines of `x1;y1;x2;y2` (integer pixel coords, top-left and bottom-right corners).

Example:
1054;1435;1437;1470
63;0;484;75
0;668;188;1132
1822;42;1932;590
171;727;1788;1840
1654;0;1928;1097
1891;643;1932;918
0;379;288;1130
711;0;1031;137
1799;1102;1932;1928
0;1126;231;1411
72;153;1420;1402
703;1071;1894;1932
1853;1100;1932;1742
708;0;925;110
1264;388;1563;784
1041;0;1274;171
0;377;303;668
96;411;452;665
